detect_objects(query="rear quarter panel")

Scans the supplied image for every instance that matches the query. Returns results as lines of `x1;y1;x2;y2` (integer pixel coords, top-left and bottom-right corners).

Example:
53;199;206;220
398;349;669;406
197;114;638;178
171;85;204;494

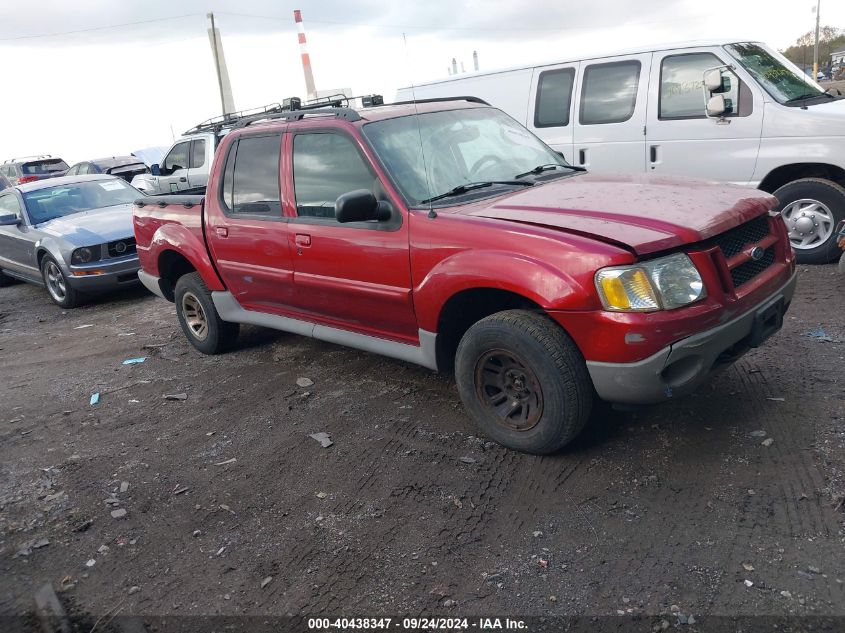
133;201;225;291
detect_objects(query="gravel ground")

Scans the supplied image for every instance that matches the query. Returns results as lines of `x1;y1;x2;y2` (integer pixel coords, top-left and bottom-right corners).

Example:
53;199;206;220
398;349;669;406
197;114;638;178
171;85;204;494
0;264;844;631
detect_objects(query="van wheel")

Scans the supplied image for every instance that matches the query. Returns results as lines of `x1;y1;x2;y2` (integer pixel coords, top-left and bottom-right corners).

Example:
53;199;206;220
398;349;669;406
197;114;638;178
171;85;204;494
774;178;845;264
455;310;592;455
41;256;82;308
174;272;239;354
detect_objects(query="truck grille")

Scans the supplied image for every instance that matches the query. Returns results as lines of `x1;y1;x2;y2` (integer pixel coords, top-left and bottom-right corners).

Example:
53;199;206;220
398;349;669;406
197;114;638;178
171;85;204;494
108;237;137;258
713;215;774;289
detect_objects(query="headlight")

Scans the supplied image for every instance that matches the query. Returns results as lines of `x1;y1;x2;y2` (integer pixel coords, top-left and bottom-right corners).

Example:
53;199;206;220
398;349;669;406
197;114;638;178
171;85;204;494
595;253;706;312
71;247;101;265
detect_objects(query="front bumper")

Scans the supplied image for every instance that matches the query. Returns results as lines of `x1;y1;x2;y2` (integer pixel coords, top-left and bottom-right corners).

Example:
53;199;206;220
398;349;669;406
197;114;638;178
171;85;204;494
65;255;141;292
587;271;797;404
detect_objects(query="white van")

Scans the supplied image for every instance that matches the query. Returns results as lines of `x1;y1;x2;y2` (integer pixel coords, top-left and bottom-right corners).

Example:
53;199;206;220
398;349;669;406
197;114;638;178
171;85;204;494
396;40;845;263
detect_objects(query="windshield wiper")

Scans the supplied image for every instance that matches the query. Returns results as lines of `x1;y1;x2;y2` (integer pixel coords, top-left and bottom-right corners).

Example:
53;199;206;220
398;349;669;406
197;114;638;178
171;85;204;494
418;180;533;205
785;92;833;104
515;163;586;179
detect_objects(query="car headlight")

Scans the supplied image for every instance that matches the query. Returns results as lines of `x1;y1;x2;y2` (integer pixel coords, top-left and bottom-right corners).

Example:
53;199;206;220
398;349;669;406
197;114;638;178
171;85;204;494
595;253;706;312
71;246;101;265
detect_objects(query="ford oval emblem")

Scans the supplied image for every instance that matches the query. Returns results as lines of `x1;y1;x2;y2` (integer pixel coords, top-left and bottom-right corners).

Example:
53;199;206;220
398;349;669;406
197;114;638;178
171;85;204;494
115;241;127;254
750;246;765;261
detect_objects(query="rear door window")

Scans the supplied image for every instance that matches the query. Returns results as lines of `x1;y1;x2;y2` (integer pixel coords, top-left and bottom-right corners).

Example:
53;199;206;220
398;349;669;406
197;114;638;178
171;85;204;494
534;68;575;127
220;134;282;216
580;61;642;125
190;139;206;169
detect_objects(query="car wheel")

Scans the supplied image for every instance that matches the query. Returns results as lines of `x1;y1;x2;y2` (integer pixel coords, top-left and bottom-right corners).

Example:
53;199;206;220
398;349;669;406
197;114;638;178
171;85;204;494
174;272;239;354
455;309;592;455
41;256;82;308
774;178;845;264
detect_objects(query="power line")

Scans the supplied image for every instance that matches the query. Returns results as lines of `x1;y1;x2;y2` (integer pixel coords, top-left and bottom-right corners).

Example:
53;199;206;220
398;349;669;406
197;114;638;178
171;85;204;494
0;13;201;42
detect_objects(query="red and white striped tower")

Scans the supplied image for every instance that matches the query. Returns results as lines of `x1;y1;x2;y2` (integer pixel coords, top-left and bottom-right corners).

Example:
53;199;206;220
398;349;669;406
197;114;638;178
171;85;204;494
294;9;317;100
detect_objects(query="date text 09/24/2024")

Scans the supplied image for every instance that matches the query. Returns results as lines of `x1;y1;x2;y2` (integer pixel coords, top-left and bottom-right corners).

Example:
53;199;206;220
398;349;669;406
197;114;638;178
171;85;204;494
308;618;528;630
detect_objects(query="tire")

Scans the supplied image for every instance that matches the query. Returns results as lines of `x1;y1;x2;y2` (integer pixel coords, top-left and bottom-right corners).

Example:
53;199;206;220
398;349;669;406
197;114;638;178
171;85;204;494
455;309;592;455
774;178;845;264
40;256;82;308
174;272;239;354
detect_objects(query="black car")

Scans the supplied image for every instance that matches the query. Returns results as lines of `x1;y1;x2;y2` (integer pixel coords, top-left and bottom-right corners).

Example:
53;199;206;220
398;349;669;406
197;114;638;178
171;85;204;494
65;156;149;183
0;156;69;185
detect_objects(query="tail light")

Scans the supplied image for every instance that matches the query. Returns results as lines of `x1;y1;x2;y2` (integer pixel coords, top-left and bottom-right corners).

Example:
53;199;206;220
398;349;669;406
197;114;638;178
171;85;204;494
17;175;38;184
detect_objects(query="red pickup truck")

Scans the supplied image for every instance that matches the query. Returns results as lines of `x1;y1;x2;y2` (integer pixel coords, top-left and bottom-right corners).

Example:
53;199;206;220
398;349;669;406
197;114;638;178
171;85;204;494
134;97;796;454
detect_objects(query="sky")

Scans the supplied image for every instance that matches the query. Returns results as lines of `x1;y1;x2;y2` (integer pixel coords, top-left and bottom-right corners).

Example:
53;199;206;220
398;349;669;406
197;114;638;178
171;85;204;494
1;0;844;163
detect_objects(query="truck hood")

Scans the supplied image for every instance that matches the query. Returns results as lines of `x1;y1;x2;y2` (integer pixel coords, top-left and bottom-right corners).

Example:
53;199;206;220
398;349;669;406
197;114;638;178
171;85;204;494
37;204;135;246
462;172;776;255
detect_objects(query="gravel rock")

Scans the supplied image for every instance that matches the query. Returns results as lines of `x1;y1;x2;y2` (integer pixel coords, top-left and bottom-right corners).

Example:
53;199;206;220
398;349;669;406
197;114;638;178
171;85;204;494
110;508;127;519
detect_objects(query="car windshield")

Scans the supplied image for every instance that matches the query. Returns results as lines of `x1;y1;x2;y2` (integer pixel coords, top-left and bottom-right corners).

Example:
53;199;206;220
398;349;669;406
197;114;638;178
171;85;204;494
23;179;140;224
725;42;826;104
363;107;569;206
21;159;69;174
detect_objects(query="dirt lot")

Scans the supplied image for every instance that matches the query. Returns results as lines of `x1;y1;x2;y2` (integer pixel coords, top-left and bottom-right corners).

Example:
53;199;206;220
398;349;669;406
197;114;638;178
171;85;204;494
1;264;844;630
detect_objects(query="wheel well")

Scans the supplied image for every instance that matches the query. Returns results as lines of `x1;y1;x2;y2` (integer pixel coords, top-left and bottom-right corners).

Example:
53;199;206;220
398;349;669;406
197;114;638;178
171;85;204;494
435;288;544;373
157;250;196;301
759;163;845;194
36;249;49;268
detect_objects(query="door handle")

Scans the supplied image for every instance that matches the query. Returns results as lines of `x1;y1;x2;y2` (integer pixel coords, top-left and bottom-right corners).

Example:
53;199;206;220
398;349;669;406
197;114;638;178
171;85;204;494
179;176;187;182
649;145;660;168
578;148;588;166
215;227;228;238
295;233;312;248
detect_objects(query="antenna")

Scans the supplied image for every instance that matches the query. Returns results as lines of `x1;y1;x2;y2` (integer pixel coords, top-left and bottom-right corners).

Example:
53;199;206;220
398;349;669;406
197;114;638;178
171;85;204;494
403;33;436;219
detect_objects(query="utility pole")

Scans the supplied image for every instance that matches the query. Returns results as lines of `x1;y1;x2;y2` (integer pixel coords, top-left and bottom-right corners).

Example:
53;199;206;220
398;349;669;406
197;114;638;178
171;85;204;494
208;13;226;115
813;0;821;79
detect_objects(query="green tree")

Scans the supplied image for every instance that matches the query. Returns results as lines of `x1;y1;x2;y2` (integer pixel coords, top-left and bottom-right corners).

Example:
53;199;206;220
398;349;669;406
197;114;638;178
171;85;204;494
782;26;845;72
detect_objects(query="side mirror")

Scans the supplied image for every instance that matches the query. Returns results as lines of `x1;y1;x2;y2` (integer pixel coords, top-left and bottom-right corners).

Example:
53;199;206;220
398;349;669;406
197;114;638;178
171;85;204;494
706;95;727;118
335;190;392;223
150;164;161;176
703;69;723;92
0;213;20;226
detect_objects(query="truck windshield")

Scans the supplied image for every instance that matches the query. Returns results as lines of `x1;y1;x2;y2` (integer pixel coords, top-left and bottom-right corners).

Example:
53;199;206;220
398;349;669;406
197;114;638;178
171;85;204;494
725;42;826;105
23;179;141;224
363;108;570;206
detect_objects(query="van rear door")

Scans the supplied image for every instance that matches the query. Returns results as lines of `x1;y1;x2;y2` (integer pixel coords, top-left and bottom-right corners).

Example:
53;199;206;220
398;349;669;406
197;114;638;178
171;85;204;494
645;47;763;185
527;62;579;165
572;53;651;173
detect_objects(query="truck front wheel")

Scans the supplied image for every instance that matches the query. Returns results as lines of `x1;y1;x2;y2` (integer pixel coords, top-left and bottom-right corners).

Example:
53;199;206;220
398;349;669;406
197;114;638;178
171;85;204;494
455;310;592;455
174;272;239;354
774;178;845;264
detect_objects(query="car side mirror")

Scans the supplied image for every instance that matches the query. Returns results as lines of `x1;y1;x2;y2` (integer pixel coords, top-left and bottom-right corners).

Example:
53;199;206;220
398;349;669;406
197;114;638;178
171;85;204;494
703;68;723;92
150;164;161;176
335;190;392;223
706;94;727;118
0;213;20;226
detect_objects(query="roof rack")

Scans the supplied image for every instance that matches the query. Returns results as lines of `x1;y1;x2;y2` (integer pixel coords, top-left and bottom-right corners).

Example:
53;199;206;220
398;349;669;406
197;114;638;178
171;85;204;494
182;103;285;136
231;94;491;130
4;155;52;164
390;96;490;106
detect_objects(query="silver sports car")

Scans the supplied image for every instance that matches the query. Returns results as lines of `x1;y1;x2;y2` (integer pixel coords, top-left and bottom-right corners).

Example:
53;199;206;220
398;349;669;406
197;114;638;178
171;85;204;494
0;174;142;307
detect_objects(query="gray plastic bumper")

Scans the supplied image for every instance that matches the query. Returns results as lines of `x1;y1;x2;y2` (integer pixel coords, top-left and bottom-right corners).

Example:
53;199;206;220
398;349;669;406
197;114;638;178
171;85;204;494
586;272;797;404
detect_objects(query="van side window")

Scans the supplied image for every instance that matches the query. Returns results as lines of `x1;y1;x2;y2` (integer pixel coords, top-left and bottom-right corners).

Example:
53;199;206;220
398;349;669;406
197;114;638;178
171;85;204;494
293;133;375;220
580;61;641;125
660;53;741;119
220;134;282;216
534;68;575;128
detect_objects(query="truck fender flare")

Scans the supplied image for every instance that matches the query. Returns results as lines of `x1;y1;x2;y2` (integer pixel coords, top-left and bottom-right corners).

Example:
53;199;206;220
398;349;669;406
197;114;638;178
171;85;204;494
414;250;590;332
150;223;225;291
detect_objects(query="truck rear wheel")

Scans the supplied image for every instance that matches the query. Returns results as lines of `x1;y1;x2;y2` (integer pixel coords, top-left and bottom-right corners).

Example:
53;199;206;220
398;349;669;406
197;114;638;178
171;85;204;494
774;178;845;264
174;272;239;354
455;310;592;455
